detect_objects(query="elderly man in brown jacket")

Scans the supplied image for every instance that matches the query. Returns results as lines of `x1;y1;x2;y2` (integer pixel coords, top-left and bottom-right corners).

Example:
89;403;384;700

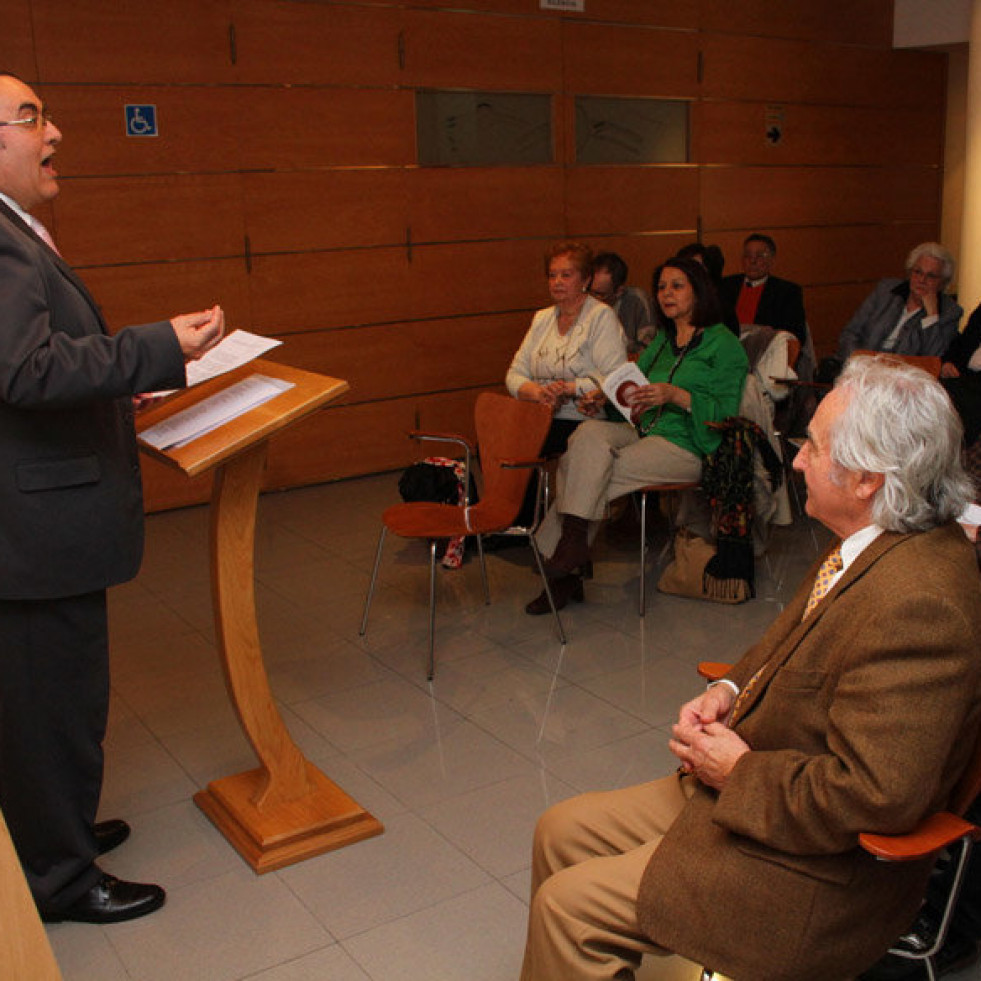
521;354;981;981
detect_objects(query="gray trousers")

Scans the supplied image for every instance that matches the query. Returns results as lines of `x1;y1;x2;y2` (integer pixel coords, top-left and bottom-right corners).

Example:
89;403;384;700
537;420;702;556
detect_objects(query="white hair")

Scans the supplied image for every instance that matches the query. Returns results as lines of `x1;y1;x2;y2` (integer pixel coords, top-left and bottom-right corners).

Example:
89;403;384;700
905;241;956;285
831;355;973;532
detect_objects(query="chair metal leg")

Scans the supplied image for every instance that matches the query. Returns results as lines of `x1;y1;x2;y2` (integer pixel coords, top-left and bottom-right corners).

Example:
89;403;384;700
639;490;649;617
475;533;490;605
528;534;567;645
359;526;387;636
427;539;438;681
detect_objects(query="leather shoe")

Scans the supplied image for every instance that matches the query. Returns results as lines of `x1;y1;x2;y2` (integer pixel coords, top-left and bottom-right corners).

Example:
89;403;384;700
94;819;130;855
525;574;583;615
40;873;165;924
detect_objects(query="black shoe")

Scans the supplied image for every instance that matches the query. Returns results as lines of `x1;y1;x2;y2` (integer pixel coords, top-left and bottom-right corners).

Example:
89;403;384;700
525;574;583;615
40;873;165;924
94;819;131;855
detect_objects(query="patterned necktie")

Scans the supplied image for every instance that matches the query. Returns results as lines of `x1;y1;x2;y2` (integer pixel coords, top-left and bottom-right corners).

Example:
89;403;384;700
27;215;61;256
802;546;843;620
729;664;765;725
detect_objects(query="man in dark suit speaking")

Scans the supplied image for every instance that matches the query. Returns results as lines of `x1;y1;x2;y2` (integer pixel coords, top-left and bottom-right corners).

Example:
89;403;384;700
719;232;807;345
0;72;224;924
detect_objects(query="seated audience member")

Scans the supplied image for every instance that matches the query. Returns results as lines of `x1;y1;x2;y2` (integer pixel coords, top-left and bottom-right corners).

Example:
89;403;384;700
836;242;962;362
525;257;747;613
942;301;981;448
674;241;739;335
521;354;981;981
505;241;627;527
589;251;654;354
719;232;807;345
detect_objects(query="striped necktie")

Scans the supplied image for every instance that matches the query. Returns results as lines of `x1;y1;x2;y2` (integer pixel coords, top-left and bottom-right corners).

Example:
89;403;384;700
802;546;843;620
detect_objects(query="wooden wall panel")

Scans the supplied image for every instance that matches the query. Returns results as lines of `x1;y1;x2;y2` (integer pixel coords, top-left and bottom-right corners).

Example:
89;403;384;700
589;234;697;293
13;0;949;510
230;0;401;86
46;86;241;176
805;283;883;356
701;167;942;230
264;312;528;406
696;102;943;167
565;167;698;236
30;0;233;84
409;240;546;321
700;35;946;109
407;168;564;243
249;249;409;333
709;225;937;289
80;259;251;334
243;171;407;254
697;0;892;46
1;0;37;79
406;0;696;28
402;10;561;92
55;175;244;266
236;88;416;170
140;456;212;513
562;23;699;97
265;389;492;492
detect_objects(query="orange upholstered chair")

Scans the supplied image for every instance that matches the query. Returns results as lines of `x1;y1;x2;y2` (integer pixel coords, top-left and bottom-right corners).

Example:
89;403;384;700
359;392;566;679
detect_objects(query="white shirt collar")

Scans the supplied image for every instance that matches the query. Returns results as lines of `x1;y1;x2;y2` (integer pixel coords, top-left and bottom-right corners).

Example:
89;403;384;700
745;275;769;288
838;524;884;577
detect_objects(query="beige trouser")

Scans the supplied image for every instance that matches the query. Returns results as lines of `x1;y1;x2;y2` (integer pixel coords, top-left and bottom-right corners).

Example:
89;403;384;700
536;421;702;556
520;774;696;981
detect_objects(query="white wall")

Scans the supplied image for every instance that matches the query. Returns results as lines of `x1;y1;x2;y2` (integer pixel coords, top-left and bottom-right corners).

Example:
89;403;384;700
894;0;970;47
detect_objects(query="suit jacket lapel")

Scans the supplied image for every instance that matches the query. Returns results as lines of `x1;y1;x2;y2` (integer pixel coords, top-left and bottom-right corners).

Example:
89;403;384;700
733;531;911;722
0;200;107;331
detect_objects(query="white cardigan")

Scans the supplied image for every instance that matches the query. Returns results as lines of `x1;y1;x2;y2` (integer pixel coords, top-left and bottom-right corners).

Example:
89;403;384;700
506;295;627;421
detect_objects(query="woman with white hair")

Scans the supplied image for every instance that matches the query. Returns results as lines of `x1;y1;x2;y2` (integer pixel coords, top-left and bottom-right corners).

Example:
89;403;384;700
835;241;962;361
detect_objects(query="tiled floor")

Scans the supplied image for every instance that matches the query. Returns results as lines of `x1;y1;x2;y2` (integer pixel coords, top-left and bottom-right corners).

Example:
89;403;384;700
41;473;980;981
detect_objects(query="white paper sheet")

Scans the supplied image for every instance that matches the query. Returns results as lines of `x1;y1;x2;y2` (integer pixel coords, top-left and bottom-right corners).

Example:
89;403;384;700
140;374;294;450
151;330;283;397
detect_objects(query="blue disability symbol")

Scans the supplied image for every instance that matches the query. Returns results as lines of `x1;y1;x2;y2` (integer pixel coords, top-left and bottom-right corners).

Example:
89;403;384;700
125;105;158;138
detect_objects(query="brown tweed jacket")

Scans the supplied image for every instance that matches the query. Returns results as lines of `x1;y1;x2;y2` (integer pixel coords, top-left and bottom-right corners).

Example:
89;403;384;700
637;522;981;981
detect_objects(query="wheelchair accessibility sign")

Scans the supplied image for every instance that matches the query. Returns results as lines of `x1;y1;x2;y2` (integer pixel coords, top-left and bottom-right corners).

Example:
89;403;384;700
124;105;158;138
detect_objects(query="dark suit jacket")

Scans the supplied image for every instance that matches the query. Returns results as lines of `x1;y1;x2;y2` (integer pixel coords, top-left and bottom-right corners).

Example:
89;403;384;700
720;273;807;345
637;523;981;981
0;201;185;600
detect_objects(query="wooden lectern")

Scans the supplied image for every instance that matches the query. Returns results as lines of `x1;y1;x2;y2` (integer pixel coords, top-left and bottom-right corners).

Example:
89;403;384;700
0;808;62;979
137;360;383;872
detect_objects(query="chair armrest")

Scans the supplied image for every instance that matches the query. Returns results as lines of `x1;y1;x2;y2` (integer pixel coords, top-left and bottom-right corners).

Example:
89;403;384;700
500;457;546;470
697;661;732;682
860;813;981;862
407;430;476;455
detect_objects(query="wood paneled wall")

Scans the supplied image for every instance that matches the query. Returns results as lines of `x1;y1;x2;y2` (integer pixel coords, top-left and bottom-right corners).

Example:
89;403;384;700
3;0;946;509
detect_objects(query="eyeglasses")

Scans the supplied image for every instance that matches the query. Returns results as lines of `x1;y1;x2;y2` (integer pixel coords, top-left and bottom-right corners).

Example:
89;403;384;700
0;109;53;131
910;266;943;282
743;251;771;261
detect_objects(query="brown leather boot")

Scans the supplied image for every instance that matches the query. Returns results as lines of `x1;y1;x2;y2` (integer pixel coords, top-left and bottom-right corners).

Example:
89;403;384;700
525;574;584;615
543;515;590;578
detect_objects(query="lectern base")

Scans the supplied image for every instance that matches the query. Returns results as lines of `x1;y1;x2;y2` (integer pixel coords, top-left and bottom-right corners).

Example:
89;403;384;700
194;763;384;873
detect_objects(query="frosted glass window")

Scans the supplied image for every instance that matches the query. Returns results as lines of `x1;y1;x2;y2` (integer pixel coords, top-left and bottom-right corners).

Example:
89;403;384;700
575;97;689;164
416;90;552;166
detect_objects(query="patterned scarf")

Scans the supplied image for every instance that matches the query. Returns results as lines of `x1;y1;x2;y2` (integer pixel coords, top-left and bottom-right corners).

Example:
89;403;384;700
700;418;783;599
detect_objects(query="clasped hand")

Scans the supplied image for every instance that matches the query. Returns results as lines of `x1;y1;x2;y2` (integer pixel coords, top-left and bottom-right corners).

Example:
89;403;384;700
669;686;750;791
